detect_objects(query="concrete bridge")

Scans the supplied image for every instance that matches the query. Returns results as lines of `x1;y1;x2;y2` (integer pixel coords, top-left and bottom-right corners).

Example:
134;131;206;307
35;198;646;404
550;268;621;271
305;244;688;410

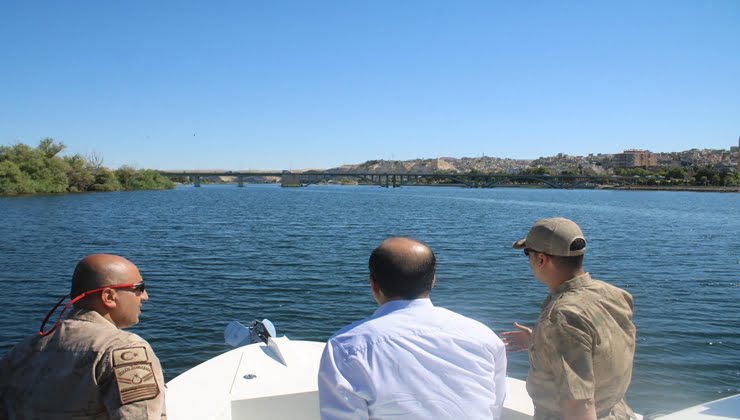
159;170;639;189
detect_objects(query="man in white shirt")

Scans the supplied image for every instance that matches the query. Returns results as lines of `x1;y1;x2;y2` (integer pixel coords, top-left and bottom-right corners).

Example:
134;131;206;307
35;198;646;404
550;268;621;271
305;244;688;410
318;237;507;420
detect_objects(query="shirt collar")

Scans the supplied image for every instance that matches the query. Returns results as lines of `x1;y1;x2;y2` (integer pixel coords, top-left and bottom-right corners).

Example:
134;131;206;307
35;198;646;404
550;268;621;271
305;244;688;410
373;298;434;318
541;273;592;309
68;308;118;327
551;272;592;297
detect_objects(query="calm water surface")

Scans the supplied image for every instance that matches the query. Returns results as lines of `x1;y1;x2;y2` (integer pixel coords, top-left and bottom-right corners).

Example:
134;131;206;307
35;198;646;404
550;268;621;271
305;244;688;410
1;185;738;415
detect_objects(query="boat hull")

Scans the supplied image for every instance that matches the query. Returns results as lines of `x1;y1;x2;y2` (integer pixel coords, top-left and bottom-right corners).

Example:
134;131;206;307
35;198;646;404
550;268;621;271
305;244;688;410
166;337;534;419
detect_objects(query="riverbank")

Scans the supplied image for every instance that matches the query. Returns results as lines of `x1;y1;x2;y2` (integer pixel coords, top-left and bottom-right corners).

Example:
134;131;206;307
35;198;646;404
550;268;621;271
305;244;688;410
606;185;740;193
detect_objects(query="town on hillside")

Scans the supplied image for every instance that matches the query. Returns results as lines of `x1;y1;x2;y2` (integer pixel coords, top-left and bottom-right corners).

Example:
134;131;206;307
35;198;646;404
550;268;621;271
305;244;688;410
328;147;739;177
171;145;740;188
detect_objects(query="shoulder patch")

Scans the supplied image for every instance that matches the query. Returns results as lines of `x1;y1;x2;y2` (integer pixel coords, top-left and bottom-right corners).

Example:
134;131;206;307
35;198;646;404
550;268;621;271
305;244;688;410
114;362;160;405
112;346;149;366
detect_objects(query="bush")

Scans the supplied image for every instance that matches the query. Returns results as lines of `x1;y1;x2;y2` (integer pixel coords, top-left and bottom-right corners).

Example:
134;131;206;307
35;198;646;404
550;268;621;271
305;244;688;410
0;139;174;195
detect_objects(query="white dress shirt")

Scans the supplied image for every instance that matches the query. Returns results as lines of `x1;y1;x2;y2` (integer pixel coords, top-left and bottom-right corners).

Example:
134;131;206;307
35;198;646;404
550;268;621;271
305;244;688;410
318;298;507;420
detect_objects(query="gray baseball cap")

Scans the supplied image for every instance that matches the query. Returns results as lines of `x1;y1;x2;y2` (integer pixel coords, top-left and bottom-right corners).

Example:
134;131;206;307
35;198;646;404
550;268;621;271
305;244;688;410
512;217;587;256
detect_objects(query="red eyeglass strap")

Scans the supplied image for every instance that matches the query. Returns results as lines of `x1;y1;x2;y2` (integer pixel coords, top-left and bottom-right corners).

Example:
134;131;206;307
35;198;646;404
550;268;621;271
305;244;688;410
37;284;133;336
38;294;71;336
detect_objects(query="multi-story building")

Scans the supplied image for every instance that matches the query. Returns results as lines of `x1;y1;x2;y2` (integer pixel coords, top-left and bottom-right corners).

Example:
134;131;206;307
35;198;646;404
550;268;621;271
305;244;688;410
613;149;657;168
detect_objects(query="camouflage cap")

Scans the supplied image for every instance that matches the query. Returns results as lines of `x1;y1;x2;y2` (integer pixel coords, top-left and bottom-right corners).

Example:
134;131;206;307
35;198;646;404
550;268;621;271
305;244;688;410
512;217;586;256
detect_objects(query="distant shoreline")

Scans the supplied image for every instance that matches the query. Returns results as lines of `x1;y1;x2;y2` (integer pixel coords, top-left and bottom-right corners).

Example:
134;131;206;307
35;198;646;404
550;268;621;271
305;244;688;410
604;185;740;193
196;182;740;193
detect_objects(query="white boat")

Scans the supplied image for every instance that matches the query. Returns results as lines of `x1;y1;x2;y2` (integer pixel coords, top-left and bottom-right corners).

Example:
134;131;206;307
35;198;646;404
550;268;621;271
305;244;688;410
645;394;740;420
165;321;739;420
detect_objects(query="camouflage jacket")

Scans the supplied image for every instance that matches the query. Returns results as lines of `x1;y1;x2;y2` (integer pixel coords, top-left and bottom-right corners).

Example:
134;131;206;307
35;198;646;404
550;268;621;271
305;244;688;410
527;273;636;420
0;309;166;419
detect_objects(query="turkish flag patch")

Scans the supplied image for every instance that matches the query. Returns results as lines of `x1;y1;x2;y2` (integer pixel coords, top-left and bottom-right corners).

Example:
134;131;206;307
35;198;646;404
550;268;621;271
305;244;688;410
112;346;149;366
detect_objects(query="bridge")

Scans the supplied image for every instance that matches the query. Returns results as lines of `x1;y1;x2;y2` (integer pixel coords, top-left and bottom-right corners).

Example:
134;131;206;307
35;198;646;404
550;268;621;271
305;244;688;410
159;170;639;189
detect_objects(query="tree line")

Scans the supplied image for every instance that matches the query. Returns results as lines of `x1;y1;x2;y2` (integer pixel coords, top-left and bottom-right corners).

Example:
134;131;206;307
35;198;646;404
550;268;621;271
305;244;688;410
0;139;175;195
612;166;740;186
457;165;740;186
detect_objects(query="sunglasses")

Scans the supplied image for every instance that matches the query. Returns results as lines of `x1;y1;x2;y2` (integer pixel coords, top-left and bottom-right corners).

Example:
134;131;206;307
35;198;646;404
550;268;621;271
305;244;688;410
39;280;146;337
127;281;146;293
523;248;552;257
523;248;542;257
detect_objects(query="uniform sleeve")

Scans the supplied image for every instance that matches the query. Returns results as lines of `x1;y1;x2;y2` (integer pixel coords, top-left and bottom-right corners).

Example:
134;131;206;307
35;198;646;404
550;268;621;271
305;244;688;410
0;339;32;419
318;341;370;420
99;340;167;419
544;310;595;402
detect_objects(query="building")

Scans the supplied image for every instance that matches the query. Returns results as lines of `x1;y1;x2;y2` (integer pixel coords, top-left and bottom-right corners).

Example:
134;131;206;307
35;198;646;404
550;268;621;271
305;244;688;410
613;149;657;168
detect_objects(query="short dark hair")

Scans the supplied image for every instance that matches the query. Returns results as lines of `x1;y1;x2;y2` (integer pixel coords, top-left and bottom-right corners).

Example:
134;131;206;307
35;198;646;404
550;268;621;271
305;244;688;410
549;238;586;271
368;239;436;300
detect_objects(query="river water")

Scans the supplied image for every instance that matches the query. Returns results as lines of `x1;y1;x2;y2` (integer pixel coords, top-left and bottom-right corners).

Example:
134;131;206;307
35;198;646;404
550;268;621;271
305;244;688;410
0;185;738;415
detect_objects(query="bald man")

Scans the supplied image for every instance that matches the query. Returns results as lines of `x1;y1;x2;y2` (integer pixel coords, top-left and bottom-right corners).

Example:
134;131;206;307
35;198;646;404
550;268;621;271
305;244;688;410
318;237;507;419
0;254;167;419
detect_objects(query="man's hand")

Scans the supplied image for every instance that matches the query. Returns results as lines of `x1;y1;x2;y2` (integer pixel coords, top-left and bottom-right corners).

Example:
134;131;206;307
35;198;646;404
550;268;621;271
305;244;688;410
500;322;532;352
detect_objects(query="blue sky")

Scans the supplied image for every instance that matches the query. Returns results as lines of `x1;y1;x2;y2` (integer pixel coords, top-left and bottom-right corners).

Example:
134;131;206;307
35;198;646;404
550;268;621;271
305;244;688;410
1;1;738;170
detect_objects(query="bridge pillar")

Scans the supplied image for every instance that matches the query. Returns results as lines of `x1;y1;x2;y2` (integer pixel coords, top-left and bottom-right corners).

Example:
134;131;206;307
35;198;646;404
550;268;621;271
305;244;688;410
238;176;244;187
281;172;302;187
193;176;201;187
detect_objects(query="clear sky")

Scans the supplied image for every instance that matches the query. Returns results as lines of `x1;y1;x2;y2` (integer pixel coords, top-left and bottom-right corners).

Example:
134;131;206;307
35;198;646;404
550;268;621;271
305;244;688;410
1;1;738;170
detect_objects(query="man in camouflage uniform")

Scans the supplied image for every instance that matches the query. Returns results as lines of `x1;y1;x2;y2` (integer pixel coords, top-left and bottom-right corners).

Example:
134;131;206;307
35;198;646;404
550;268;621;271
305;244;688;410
502;218;637;420
0;254;166;419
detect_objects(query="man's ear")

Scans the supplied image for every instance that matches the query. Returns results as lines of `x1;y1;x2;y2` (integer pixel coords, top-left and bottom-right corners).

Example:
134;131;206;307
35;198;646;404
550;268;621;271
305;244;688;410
532;252;545;268
431;276;436;289
370;275;379;294
370;275;384;303
541;253;553;267
99;288;117;309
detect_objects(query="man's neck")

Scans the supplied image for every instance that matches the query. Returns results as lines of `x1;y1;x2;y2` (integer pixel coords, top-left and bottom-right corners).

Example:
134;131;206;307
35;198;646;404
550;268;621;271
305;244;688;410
547;269;586;292
376;293;430;306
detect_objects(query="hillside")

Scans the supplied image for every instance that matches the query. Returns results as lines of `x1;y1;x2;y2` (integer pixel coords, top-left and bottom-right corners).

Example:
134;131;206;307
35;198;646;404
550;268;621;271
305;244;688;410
327;156;532;174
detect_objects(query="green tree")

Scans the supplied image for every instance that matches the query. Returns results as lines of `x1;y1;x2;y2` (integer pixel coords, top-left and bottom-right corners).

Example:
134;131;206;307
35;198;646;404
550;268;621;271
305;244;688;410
0;160;34;194
38;137;66;158
717;168;737;186
520;166;556;176
63;154;95;192
116;167;174;191
0;140;69;193
37;157;70;193
726;172;740;186
693;166;717;186
1;139;175;195
91;168;122;191
665;167;688;180
115;165;138;190
615;167;653;177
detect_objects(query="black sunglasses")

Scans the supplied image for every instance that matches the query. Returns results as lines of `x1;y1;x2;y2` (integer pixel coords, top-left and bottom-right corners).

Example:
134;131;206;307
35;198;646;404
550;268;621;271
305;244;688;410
106;280;146;294
129;281;146;293
523;248;550;257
